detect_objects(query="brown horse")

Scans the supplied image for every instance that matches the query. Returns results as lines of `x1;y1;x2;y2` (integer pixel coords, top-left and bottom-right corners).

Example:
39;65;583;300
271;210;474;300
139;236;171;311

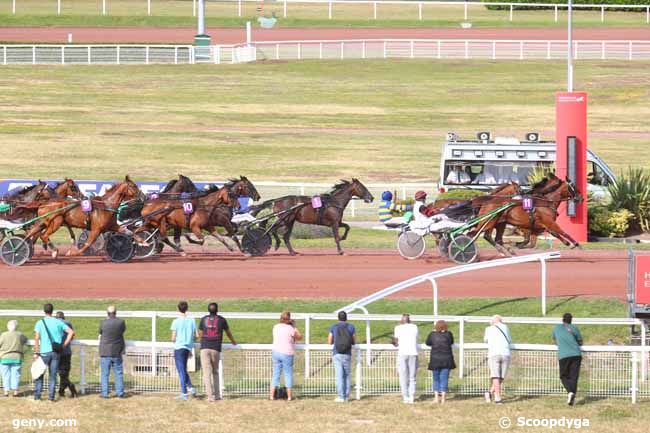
250;178;374;255
26;176;143;258
137;177;260;255
474;174;583;255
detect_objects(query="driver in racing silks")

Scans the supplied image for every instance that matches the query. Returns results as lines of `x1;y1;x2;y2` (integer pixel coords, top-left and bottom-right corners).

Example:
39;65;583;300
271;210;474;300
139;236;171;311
231;196;257;224
410;191;465;233
377;191;413;227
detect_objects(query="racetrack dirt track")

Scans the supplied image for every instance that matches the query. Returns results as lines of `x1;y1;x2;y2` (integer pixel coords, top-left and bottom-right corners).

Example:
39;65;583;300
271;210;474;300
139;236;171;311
1;27;649;44
0;248;627;300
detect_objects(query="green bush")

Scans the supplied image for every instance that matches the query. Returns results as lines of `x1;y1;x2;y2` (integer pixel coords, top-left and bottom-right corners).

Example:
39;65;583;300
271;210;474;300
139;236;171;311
588;205;633;238
291;223;332;239
437;189;486;200
483;0;649;11
608;167;650;233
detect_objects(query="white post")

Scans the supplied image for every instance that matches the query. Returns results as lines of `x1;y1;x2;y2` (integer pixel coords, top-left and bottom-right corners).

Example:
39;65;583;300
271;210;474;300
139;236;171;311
567;0;574;92
554;5;558;22
151;314;157;376
218;356;224;399
541;258;547;316
61;46;65;64
283;0;287;18
299;185;305;195
632;351;638;404
601;41;605;60
340;41;344;60
410;40;414;59
174;46;178;64
193;0;196;17
418;2;422;20
601;6;604;23
246;21;251;44
509;4;513;21
276;43;279;60
102;0;106;15
350;199;356;217
32;46;35;65
464;2;467;21
319;42;323;59
238;0;242;17
642;324;647;381
87;46;91;64
430;278;439;316
355;348;362;400
198;0;205;34
12;0;15;14
147;0;151;16
145;45;150;64
3;46;6;65
492;40;496;60
519;40;523;60
647;7;649;24
383;40;387;58
298;42;301;60
304;316;311;379
116;45;120;64
328;1;332;19
365;317;371;367
458;318;464;378
629;41;633;60
79;345;86;394
57;0;61;15
373;2;377;19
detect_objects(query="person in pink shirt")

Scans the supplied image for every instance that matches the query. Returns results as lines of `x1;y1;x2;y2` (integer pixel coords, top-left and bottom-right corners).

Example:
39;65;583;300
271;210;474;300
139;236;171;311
269;311;303;401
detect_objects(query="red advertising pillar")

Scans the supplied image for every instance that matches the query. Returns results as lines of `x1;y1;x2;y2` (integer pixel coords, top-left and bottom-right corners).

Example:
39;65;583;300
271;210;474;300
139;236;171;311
555;92;588;243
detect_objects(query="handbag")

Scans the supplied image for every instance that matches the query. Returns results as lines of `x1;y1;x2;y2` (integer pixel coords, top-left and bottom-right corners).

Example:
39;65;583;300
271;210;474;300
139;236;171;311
41;319;64;354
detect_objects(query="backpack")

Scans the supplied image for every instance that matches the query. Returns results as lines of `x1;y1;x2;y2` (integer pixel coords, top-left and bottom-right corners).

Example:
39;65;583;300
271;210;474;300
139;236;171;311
202;316;220;340
335;324;353;354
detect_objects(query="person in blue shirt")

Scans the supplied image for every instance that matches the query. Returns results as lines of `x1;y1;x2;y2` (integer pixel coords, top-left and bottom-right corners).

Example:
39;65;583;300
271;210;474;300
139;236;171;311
171;301;197;401
327;311;356;402
377;191;413;226
33;303;75;401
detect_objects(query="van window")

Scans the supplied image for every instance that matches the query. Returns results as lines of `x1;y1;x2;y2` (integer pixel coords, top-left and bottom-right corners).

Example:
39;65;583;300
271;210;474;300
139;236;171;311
443;161;553;186
588;161;610;186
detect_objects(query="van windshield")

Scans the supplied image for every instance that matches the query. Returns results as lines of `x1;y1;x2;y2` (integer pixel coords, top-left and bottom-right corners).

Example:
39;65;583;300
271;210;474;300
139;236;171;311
443;161;554;186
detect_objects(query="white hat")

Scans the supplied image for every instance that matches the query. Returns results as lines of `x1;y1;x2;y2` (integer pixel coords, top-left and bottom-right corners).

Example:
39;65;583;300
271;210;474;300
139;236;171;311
31;356;47;380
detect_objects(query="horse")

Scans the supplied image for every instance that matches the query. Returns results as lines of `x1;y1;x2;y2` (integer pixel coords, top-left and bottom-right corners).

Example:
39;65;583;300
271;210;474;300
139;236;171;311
473;174;583;255
25;176;144;258
137;177;260;255
249;178;373;255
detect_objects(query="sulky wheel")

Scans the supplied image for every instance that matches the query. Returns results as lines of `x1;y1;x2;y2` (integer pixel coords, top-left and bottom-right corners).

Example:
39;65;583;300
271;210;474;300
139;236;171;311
397;231;425;260
447;234;479;264
133;230;159;259
12;234;35;259
76;230;106;256
105;233;135;263
0;235;33;266
435;236;449;257
241;228;272;257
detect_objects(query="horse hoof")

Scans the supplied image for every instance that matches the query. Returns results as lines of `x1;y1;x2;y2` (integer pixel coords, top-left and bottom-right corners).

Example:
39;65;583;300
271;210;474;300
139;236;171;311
64;250;72;257
338;251;345;256
179;251;187;257
52;250;59;259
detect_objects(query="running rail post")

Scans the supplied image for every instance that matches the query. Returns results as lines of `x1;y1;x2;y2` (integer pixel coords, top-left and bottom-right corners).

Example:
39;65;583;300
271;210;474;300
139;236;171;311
151;313;157;377
429;278;439;316
541;257;547;316
356;306;372;366
355;348;362;400
632;351;638;404
642;324;647;381
79;344;86;395
305;315;311;379
458;318;465;378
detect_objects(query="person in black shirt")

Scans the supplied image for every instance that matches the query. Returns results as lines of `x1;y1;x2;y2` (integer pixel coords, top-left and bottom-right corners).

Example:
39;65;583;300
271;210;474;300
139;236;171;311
198;303;237;402
56;312;78;398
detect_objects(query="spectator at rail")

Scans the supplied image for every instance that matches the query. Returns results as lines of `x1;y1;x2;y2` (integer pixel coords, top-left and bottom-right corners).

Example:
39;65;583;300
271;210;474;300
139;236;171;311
99;305;126;399
446;165;472;185
171;301;197;401
425;320;456;404
33;303;75;401
377;191;413;226
56;311;78;398
0;320;28;397
198;302;237;402
552;313;583;406
269;311;303;401
483;315;511;404
328;311;356;402
393;313;419;404
472;166;497;185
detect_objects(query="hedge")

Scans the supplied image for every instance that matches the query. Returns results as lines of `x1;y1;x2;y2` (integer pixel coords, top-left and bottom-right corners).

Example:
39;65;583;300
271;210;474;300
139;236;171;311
483;0;650;12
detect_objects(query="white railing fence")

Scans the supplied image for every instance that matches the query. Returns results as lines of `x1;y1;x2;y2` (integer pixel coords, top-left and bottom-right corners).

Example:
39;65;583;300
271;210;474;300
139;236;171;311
4;0;650;25
215;39;650;63
2;40;649;67
2;309;648;400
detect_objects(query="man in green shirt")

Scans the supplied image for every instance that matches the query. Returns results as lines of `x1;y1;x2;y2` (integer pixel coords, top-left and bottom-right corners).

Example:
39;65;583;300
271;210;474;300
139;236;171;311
552;313;583;406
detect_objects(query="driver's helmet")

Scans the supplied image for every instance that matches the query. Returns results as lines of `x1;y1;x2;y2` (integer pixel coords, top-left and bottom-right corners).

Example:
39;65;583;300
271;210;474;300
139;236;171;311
414;190;427;201
381;191;393;201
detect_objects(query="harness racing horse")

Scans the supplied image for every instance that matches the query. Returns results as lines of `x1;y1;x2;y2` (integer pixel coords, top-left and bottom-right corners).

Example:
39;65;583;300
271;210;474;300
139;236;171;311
474;174;583;256
25;176;144;258
137;177;260;255
250;178;374;256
